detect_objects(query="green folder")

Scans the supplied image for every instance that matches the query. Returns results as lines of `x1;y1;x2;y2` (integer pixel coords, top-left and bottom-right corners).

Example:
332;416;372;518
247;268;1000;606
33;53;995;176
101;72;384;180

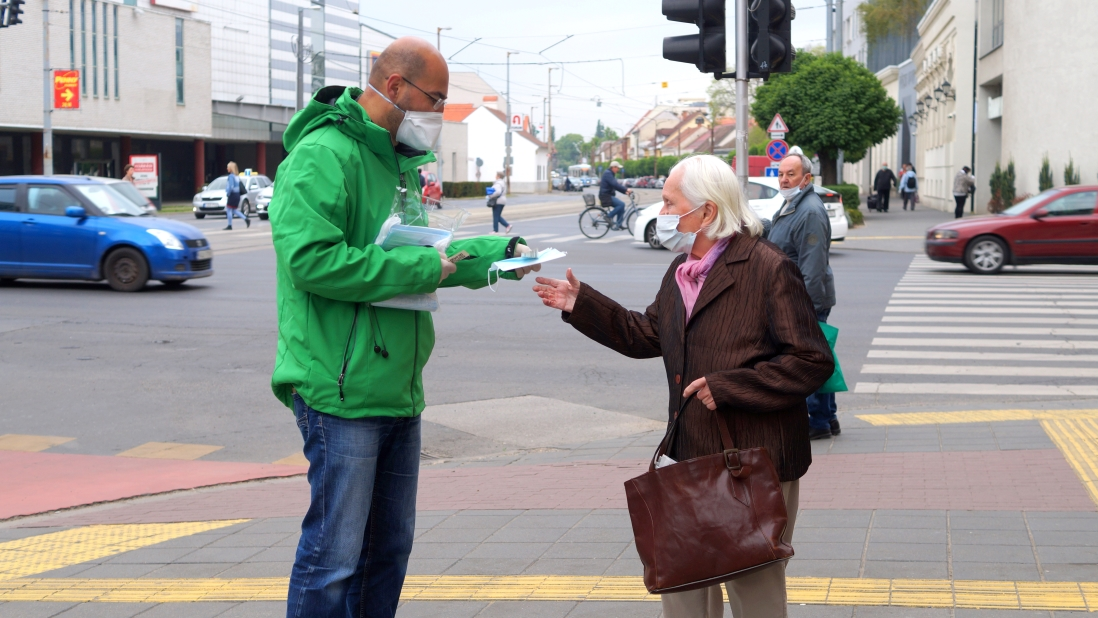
817;321;848;394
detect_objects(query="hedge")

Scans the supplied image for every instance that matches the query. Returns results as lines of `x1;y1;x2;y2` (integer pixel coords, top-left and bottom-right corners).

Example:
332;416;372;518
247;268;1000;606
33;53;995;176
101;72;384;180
442;181;493;199
824;183;863;227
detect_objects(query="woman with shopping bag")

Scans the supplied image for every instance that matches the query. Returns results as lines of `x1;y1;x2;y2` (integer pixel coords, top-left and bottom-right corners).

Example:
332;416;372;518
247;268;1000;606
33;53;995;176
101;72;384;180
533;155;834;617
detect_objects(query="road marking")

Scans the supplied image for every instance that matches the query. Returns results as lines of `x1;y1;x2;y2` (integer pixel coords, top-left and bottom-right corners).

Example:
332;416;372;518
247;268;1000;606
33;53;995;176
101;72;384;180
896;286;1098;294
1042;418;1098;506
885;307;1098;315
872;338;1098;350
855;409;1098;426
548;234;590;243
1;576;1097;609
116;442;223;460
842;235;924;240
516;233;557;240
868;350;1098;362
590;235;636;244
878;326;1098;336
892;293;1098;300
890;299;1097;306
0;434;74;452
854;382;1098;396
861;364;1098;378
272;453;308;466
0;521;247;581
881;316;1098;325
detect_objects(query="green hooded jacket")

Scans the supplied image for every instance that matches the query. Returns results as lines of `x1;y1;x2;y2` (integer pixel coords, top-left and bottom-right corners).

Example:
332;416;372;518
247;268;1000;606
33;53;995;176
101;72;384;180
269;86;518;418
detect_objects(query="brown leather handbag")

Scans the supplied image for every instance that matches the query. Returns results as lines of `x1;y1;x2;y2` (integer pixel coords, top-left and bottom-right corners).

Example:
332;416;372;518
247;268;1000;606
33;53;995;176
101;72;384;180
624;396;794;594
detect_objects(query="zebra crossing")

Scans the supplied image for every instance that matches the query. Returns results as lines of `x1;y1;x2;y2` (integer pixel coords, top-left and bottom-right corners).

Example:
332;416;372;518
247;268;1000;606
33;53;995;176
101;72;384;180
855;255;1098;397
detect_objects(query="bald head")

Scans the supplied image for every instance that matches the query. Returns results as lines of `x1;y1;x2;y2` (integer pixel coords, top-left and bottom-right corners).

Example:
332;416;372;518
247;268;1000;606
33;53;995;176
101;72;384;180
361;36;449;144
370;37;447;90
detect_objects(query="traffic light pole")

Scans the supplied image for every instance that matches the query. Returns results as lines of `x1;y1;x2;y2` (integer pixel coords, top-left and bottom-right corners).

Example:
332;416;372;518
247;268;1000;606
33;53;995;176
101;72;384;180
734;0;748;192
41;0;53;175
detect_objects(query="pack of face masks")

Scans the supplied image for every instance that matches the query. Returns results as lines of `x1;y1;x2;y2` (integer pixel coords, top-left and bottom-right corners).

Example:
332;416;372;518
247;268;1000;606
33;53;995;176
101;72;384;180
487;247;567;291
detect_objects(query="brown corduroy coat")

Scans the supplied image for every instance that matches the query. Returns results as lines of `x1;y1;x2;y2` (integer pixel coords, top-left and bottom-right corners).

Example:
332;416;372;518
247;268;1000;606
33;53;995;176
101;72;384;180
563;233;834;482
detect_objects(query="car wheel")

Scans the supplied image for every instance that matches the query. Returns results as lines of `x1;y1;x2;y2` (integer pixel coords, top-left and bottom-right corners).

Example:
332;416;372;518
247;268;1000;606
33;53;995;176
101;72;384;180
194;213;205;219
645;220;663;250
240;200;251;215
161;280;187;289
259;212;269;221
964;236;1007;274
104;247;149;292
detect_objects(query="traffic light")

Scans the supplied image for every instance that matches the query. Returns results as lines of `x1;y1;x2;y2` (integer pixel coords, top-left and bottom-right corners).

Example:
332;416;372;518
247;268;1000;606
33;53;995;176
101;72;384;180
0;0;25;28
661;0;730;77
748;0;795;78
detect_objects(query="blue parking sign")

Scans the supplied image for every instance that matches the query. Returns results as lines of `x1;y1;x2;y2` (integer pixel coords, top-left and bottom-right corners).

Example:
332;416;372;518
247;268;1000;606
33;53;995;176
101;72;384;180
765;167;779;177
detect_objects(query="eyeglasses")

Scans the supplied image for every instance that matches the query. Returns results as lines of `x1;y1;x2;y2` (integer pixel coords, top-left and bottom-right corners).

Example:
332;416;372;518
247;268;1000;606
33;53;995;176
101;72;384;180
401;76;446;111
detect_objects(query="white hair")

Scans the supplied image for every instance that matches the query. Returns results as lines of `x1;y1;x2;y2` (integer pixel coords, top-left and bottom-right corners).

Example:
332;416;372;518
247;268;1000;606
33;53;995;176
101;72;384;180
672;155;764;239
789;153;813;176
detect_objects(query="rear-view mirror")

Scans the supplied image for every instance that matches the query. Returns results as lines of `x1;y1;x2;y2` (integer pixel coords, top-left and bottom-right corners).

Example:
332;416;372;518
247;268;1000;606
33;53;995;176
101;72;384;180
65;206;86;218
1031;208;1049;219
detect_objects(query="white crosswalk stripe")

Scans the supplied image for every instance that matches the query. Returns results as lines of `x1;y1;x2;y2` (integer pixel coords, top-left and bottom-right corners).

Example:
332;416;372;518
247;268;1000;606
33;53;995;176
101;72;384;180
855;255;1098;397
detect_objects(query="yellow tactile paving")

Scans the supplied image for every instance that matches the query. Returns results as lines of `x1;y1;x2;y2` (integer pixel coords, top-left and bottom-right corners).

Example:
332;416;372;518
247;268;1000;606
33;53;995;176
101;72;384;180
1043;417;1098;507
115;442;223;460
272;453;309;467
2;576;1098;609
0;521;247;582
0;434;74;452
856;408;1098;426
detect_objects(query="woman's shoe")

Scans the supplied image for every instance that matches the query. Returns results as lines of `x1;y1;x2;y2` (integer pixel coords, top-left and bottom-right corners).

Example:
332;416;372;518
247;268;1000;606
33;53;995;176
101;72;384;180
245;218;250;228
505;225;512;233
223;226;232;231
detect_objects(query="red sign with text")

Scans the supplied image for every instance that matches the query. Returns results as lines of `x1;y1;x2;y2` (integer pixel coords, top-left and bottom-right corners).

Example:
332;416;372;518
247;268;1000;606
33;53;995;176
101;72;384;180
53;70;80;109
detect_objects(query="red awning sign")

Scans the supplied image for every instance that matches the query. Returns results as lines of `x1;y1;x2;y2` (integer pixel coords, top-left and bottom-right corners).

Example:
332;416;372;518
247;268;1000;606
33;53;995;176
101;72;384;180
53;70;80;110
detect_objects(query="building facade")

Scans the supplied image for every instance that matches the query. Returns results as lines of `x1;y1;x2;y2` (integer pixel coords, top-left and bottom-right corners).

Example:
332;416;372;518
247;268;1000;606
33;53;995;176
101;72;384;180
465;107;548;194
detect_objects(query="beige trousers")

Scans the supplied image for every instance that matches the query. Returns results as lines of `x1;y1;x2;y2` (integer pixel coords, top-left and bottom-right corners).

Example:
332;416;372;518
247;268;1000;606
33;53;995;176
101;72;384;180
660;480;800;618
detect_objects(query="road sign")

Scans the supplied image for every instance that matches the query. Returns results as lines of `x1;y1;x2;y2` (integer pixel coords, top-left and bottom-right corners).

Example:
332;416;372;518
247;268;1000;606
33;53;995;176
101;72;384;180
766;139;789;162
130;155;159;200
767;113;789;133
769;132;786;140
764;167;779;177
53;70;79;109
509;113;523;131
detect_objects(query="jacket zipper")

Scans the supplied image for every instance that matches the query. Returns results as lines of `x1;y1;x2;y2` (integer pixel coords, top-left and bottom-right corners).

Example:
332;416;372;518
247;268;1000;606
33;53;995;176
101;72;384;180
338;303;360;402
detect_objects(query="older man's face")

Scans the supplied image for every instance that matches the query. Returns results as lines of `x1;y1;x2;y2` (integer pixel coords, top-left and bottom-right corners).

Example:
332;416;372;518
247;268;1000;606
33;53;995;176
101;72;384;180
778;156;809;190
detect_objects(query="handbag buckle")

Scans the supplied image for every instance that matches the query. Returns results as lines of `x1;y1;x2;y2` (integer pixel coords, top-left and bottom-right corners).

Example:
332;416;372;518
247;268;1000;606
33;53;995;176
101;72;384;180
723;449;742;471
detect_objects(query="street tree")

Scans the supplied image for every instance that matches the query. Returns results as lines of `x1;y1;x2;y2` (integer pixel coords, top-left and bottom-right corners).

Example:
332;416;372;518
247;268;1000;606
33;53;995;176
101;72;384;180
752;51;903;184
554;133;586;167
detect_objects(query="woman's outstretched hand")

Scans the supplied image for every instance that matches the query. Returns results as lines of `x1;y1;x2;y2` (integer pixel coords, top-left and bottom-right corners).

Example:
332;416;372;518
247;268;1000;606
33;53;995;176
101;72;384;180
533;268;581;313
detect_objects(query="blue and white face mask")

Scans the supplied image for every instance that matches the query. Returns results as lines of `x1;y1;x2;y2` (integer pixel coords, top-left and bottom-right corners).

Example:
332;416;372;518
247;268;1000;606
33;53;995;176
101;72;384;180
654;204;704;254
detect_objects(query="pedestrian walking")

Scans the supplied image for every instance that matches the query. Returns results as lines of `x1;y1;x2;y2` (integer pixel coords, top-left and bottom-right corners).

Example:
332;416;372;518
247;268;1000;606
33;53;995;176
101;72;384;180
874;162;897;213
599;160;632;229
269;37;540;618
533;155;833;618
767;153;839;440
488;171;511;233
953;165;977;218
122;164;135;184
900;163;918;210
223;162;249;230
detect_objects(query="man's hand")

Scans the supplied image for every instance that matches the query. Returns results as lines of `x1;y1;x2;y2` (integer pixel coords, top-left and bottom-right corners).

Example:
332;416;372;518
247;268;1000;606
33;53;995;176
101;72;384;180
533;268;580;313
626;188;633;195
512;243;542;279
439;255;457;283
683;377;716;410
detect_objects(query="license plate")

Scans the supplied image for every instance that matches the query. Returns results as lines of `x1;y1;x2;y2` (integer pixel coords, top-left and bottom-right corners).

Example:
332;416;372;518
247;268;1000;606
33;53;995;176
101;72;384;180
196;249;213;260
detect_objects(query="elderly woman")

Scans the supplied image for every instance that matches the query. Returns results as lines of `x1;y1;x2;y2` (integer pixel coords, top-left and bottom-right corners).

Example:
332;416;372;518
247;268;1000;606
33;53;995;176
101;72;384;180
533;155;833;618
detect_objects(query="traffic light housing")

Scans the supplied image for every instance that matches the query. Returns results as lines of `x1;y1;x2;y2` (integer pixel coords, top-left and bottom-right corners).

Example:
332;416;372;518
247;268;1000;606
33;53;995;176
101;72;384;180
748;0;794;78
661;0;730;77
0;0;24;28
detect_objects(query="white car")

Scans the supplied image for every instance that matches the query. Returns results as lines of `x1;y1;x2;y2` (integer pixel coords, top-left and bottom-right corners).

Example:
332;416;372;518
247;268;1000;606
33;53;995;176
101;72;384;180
256;184;274;220
633;177;849;249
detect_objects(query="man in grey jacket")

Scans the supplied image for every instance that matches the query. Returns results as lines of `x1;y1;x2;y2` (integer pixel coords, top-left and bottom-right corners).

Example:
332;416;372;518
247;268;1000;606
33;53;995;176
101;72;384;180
767;152;838;440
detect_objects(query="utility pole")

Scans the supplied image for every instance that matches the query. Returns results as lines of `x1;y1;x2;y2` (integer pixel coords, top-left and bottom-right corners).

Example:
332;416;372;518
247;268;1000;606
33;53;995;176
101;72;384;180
836;0;844;55
547;67;555;193
734;0;748;191
825;0;834;53
505;51;517;195
42;0;53;175
436;26;451;52
296;8;304;111
432;28;450;187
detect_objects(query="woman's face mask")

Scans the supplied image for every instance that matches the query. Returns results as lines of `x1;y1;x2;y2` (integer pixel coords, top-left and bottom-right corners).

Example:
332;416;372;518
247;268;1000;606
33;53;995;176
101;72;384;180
655;204;705;254
368;83;444;151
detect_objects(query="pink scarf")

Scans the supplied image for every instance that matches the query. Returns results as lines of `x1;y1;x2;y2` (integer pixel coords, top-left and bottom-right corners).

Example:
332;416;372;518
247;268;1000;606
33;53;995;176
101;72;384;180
675;236;732;321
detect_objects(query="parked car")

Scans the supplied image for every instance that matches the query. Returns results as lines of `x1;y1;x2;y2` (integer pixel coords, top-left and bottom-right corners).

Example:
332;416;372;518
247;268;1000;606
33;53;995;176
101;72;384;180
191;174;271;219
633;177;848;249
623;178;636;188
421;172;442;204
926;186;1098;274
99;178;157;214
0;175;213;291
256;184;274;220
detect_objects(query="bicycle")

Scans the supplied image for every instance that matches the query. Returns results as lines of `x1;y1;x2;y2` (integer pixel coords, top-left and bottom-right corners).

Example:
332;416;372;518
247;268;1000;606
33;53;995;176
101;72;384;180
578;193;642;239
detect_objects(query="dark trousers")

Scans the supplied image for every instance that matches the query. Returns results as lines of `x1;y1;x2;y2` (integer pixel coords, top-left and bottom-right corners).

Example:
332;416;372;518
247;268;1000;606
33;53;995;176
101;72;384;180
901;191;915;210
876;189;890;212
807;308;837;432
954;195;967;218
491;204;509;232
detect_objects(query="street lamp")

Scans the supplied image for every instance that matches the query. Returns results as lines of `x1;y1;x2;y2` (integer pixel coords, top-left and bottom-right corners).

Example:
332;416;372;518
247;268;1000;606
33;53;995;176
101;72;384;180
436;27;451;52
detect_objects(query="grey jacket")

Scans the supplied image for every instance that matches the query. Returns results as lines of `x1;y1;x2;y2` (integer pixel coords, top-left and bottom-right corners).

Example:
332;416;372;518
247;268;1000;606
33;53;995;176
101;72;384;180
764;185;836;313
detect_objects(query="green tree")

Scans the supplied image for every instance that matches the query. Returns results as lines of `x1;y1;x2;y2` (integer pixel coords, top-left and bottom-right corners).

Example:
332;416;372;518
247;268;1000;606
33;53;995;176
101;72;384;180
554;133;586;167
1064;156;1081;185
988;161;1004;213
1002;160;1017;206
752;51;903;184
1039;155;1054;191
858;0;932;44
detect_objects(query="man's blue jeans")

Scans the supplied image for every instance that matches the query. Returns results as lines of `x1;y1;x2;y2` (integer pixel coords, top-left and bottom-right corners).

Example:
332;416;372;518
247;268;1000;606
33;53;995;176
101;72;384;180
287;394;420;618
606;195;625;226
807;309;837;432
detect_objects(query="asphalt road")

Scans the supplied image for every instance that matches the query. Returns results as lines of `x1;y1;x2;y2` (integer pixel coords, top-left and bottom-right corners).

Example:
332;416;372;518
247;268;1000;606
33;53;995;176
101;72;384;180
4;201;1097;465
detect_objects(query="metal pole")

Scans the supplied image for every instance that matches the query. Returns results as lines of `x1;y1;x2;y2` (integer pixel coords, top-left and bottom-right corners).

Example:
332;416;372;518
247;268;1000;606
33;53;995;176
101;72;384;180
547;68;554;193
734;0;748;192
296;8;304;111
825;0;834;53
42;0;53;175
505;52;514;195
836;0;843;54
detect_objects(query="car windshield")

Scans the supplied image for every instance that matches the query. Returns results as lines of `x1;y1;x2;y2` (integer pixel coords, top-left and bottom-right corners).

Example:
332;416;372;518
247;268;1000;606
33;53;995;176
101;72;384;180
106;181;152;209
1000;190;1056;216
206;176;228;191
72;183;149;216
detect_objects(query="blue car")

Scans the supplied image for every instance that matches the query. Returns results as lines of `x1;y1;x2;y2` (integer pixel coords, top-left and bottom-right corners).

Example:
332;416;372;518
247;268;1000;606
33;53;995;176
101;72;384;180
0;176;213;292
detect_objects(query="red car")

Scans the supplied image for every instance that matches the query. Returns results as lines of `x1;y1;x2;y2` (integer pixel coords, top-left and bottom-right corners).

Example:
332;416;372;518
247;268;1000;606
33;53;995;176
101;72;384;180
926;186;1098;274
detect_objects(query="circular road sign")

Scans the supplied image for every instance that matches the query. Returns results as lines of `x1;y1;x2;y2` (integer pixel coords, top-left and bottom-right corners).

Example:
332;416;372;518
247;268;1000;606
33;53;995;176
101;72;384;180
766;139;789;162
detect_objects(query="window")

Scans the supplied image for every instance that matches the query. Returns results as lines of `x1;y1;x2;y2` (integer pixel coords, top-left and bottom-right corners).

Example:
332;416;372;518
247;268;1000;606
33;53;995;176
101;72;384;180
747;182;778;200
80;0;86;95
0;187;16;212
103;5;108;99
91;0;97;97
113;5;118;98
991;0;1004;50
175;18;184;104
68;0;75;69
27;186;77;216
1044;191;1097;217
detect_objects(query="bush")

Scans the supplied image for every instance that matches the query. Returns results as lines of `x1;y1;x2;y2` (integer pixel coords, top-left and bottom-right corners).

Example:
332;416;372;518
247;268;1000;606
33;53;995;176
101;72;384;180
845;206;864;227
824;184;861;208
1064;156;1080;185
1002;160;1016;206
988;161;1004;213
442;181;492;199
1039;155;1054;192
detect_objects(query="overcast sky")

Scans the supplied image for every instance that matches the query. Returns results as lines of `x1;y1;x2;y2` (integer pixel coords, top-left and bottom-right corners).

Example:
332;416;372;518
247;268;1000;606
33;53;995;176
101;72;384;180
359;0;834;140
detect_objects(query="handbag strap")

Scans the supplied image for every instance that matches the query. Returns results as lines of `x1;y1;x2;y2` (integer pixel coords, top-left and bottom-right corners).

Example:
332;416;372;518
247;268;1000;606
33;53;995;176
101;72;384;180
649;393;739;471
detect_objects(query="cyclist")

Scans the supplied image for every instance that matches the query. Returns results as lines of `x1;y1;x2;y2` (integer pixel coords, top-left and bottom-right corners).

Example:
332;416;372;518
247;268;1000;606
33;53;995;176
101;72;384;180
599;161;633;230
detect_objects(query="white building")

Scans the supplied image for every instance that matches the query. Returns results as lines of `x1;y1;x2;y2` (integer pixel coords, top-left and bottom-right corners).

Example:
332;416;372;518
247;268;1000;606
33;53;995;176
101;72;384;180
465;107;548;194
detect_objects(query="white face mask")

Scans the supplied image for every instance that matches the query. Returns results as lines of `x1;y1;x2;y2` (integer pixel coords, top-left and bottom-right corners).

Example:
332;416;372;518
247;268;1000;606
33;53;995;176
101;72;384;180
655;204;704;254
368;83;444;151
778;185;802;201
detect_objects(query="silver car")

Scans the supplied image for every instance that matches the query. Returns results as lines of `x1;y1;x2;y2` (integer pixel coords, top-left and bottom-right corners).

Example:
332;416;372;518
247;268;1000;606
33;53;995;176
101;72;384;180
192;174;271;219
256;183;274;220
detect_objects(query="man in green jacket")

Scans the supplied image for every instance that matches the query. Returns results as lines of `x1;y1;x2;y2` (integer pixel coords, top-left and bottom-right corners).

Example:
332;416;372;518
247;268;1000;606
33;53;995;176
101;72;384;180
269;37;536;618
